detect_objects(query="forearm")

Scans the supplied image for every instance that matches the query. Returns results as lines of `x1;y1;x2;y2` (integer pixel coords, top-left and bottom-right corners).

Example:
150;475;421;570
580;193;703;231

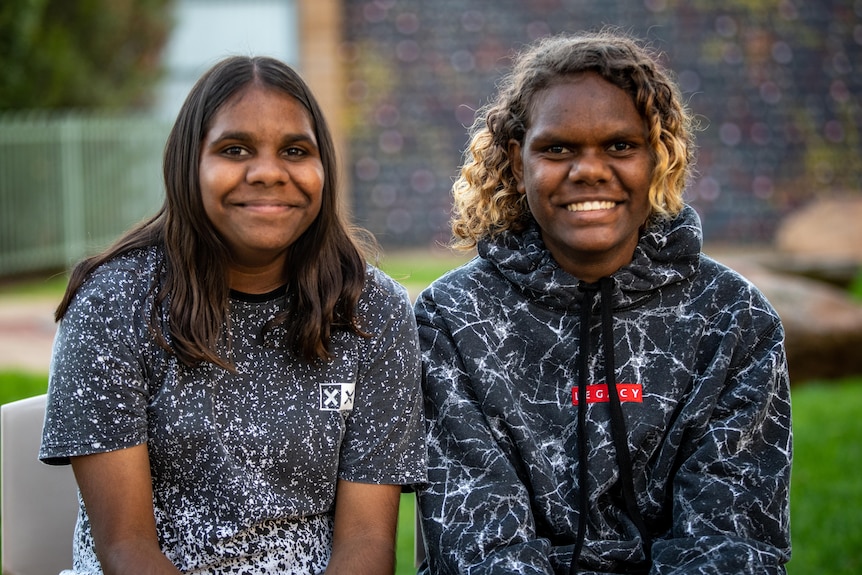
325;535;395;575
96;539;182;575
651;536;788;575
417;319;556;574
419;486;556;575
327;481;400;575
71;447;180;575
657;331;791;573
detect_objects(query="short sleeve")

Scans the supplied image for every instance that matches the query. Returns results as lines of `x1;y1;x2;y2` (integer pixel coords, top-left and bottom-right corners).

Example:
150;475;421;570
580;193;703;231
336;268;427;486
40;268;152;465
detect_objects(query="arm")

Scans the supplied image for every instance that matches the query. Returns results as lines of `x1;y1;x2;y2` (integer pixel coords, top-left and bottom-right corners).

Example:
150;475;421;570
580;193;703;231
416;307;556;575
326;271;425;571
653;320;792;574
70;444;181;575
325;480;401;574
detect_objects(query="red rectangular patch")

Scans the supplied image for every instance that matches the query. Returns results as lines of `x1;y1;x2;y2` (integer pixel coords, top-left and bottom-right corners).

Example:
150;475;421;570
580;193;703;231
571;383;644;405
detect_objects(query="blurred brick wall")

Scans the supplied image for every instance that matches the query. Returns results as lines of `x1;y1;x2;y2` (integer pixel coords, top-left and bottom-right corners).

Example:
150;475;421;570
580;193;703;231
340;0;862;248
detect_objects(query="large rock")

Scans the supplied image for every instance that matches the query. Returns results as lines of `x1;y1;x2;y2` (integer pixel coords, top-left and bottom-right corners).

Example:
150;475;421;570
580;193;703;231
772;196;862;287
711;253;862;384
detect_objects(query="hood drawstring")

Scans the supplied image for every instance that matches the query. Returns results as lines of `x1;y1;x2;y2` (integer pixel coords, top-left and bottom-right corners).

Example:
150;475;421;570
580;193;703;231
569;277;651;575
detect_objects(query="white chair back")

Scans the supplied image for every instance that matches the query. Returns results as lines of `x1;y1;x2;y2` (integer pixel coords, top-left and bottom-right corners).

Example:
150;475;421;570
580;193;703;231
1;394;77;575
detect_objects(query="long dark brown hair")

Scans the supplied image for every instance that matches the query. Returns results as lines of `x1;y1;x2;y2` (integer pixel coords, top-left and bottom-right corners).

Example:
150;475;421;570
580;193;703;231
56;56;369;369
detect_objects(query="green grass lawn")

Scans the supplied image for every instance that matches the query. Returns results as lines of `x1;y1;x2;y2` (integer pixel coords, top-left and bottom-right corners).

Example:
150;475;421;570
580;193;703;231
786;378;862;574
376;248;473;299
0;371;50;404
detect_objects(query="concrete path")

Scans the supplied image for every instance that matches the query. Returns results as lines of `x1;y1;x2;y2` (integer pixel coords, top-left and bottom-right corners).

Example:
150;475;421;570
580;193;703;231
0;295;58;374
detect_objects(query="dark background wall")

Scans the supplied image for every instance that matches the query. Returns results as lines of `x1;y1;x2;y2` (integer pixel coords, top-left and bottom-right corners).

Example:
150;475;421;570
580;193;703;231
340;0;862;249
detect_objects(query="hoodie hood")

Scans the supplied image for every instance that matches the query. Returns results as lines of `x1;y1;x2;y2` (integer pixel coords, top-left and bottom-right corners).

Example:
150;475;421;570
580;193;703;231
477;204;703;310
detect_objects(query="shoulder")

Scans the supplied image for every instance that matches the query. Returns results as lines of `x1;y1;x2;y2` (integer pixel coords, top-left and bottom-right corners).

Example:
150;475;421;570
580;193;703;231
55;248;165;360
361;264;411;308
698;254;773;303
694;254;784;333
356;264;416;330
350;265;422;365
414;255;499;324
72;247;163;309
96;245;162;278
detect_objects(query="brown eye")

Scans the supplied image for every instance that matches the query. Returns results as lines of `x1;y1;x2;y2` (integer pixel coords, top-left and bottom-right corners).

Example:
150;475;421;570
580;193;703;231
222;145;248;156
608;142;632;152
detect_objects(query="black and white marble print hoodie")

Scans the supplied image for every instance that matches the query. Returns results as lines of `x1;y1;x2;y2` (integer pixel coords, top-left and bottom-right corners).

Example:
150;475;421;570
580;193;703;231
414;205;791;575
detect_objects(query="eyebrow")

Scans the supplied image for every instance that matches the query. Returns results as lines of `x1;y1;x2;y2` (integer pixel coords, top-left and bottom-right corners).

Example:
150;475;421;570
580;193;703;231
528;124;647;145
207;130;318;147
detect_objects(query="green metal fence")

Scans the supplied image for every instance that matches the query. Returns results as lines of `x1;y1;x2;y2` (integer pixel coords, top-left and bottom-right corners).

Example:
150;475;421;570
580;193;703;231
0;112;171;277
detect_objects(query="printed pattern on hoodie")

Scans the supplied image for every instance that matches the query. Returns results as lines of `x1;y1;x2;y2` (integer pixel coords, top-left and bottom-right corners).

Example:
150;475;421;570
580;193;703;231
40;246;426;574
414;205;791;575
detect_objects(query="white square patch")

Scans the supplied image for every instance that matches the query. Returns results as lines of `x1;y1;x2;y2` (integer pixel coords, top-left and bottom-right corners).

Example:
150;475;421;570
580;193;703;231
319;382;356;411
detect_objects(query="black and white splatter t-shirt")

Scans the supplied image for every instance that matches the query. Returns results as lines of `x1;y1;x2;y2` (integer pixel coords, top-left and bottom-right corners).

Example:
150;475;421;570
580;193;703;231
414;205;792;574
40;246;426;574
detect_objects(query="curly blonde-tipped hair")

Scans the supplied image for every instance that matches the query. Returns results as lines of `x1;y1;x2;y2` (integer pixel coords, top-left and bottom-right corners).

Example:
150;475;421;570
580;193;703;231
451;29;696;250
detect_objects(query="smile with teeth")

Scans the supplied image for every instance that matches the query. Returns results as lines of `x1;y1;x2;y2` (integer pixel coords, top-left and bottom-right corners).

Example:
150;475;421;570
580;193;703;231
566;200;616;212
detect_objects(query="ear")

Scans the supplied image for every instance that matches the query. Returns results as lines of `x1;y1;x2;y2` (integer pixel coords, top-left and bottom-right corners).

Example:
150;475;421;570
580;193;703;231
508;139;526;194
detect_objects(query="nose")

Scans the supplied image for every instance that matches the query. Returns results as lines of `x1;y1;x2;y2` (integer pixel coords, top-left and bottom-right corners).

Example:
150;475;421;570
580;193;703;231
246;152;287;186
569;151;610;185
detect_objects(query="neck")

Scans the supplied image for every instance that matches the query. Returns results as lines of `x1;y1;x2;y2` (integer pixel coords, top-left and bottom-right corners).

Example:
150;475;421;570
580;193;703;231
227;261;286;294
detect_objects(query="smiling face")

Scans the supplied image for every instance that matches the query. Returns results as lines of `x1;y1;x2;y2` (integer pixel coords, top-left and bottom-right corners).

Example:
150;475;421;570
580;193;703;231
199;84;324;290
509;72;655;282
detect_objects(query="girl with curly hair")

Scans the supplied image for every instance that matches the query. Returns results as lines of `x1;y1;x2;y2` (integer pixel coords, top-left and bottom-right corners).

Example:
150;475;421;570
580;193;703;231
415;30;791;575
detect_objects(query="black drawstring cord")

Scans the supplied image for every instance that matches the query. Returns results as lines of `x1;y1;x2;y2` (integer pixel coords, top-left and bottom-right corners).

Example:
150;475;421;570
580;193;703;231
569;278;651;575
569;282;598;575
600;277;652;568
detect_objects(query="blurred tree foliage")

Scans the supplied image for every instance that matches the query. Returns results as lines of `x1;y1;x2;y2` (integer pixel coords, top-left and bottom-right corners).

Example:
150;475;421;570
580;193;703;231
0;0;175;110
